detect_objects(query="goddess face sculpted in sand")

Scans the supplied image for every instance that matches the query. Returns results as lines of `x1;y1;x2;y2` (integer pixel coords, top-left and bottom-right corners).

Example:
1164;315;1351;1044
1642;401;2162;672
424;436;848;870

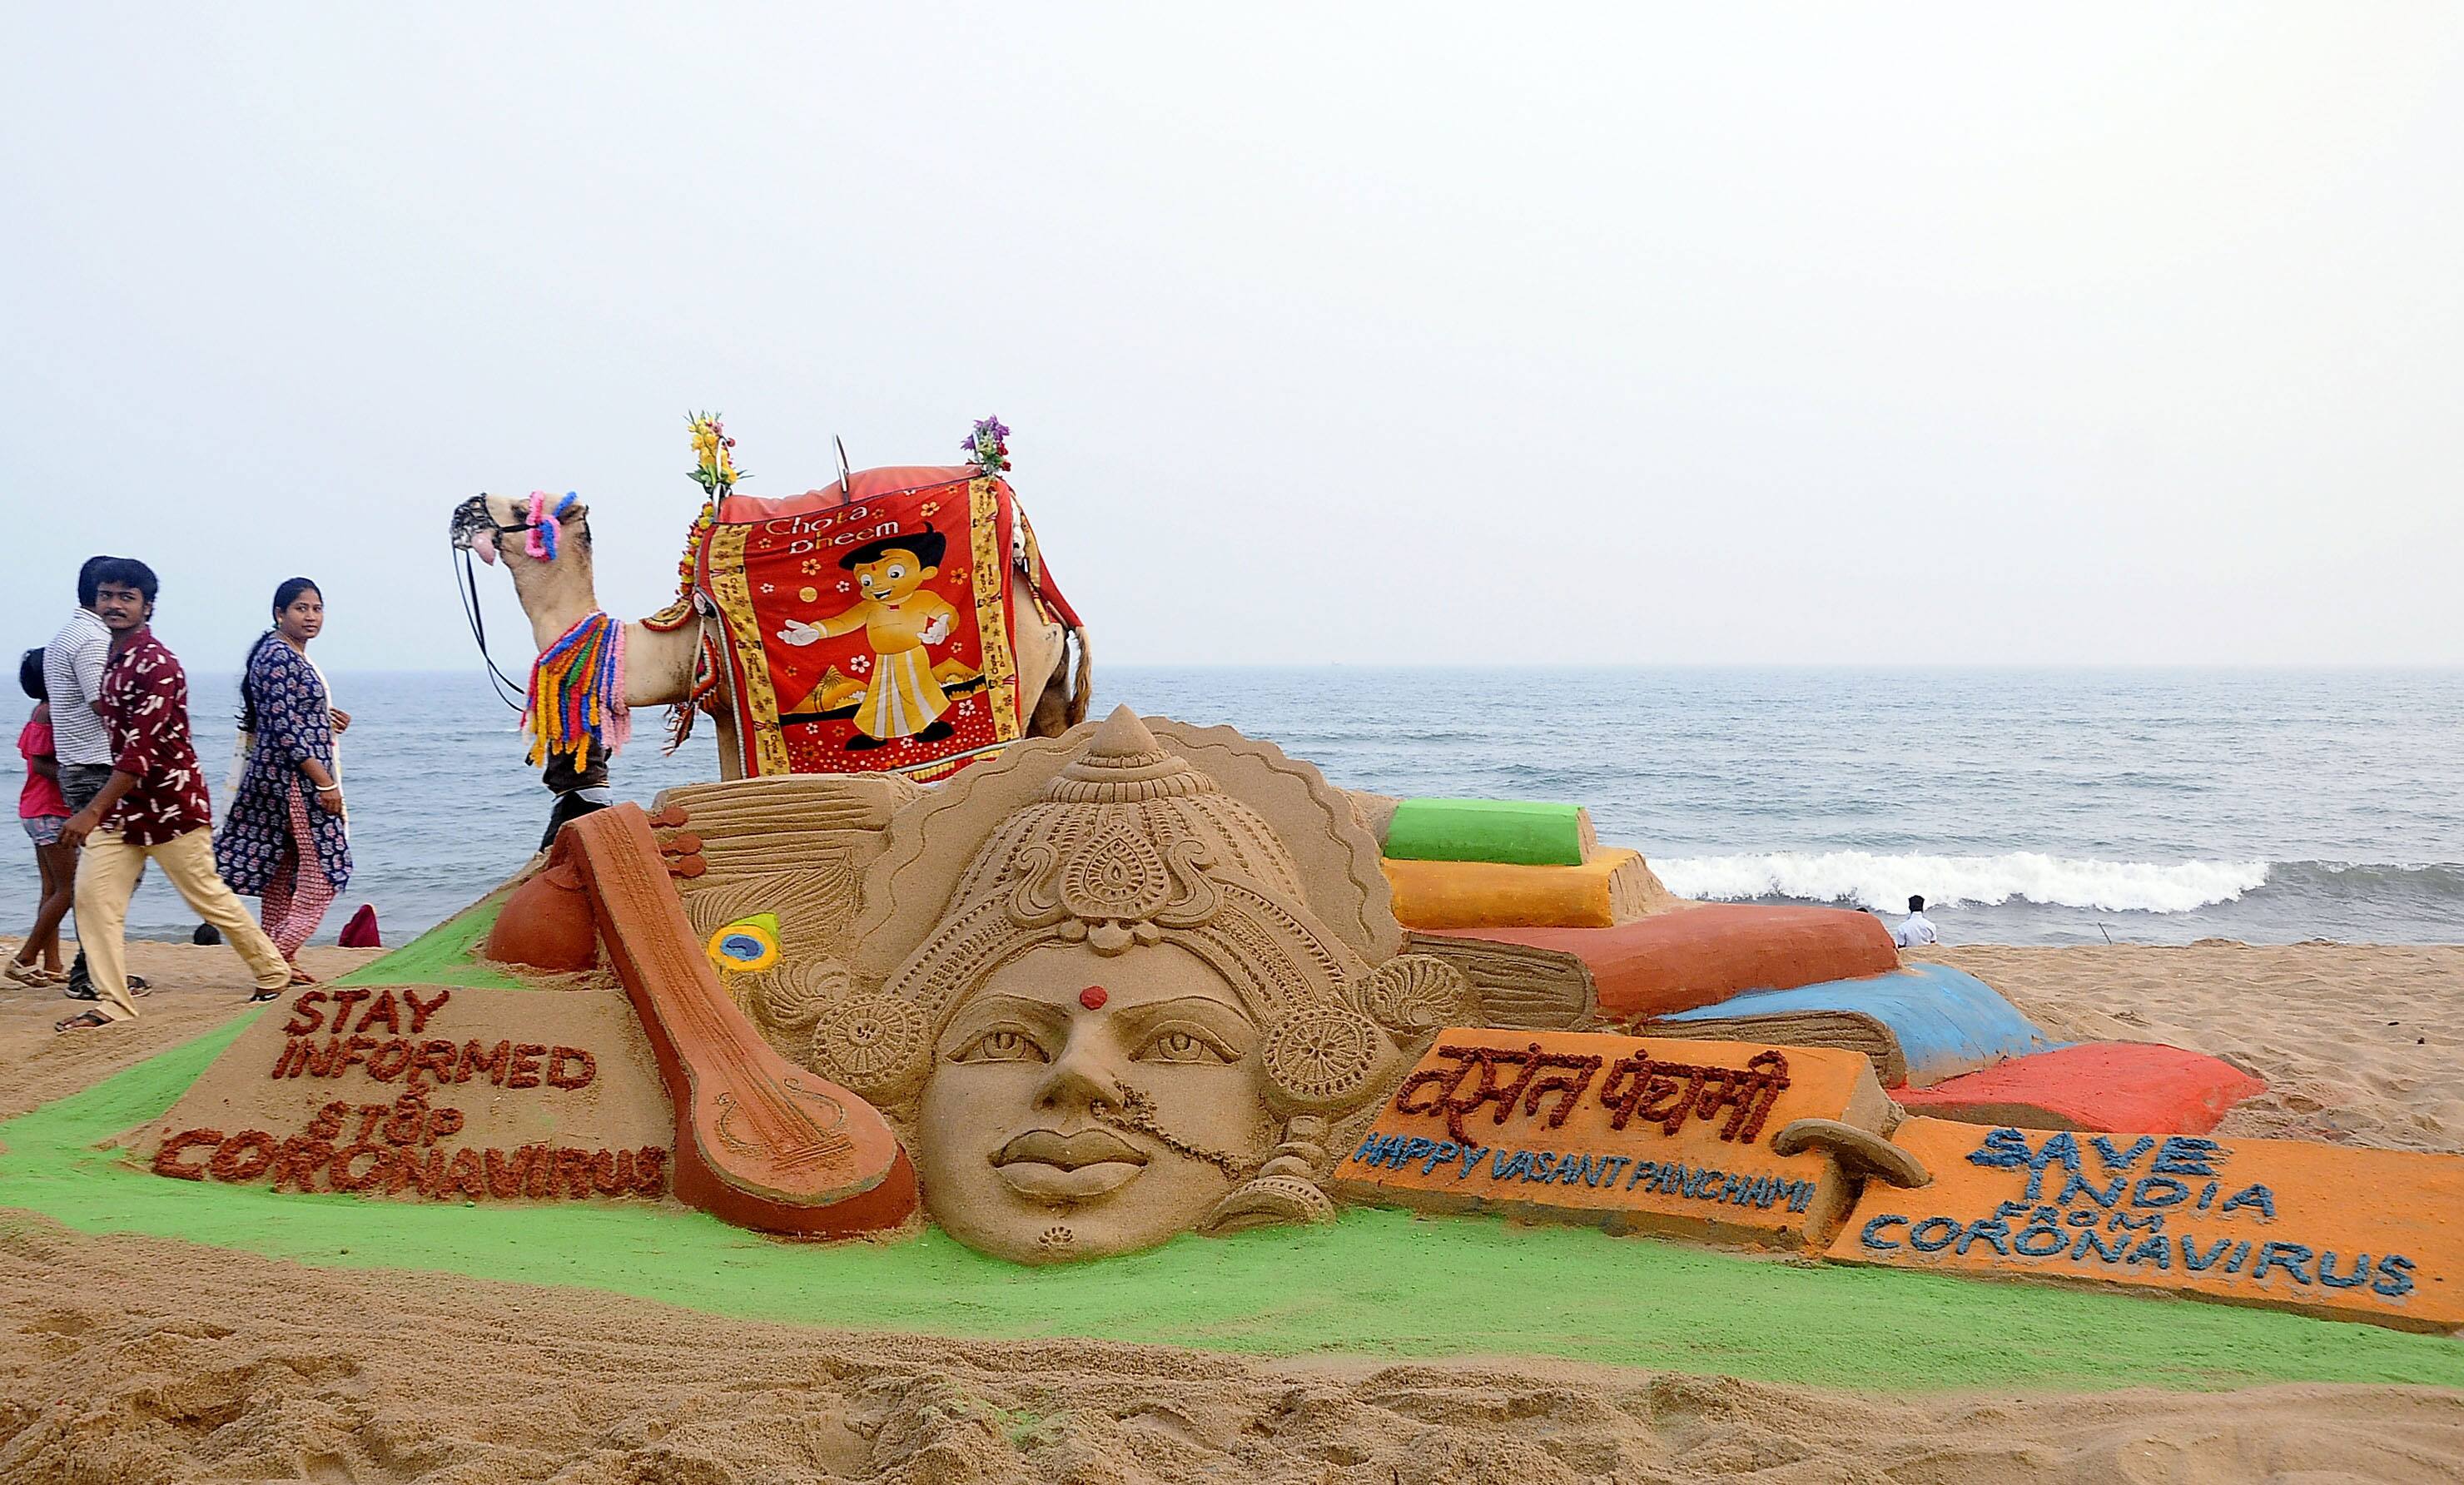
919;941;1275;1261
793;708;1470;1264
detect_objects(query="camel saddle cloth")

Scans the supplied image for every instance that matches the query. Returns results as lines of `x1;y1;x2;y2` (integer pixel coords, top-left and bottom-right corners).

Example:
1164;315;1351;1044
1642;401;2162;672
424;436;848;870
695;468;1078;781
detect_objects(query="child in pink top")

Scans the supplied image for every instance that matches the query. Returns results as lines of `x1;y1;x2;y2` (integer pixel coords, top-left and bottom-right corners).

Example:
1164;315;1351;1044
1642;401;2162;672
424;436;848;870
10;648;73;986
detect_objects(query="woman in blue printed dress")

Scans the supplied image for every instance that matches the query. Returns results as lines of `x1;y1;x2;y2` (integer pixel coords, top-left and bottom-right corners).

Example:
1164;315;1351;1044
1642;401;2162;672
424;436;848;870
215;579;352;980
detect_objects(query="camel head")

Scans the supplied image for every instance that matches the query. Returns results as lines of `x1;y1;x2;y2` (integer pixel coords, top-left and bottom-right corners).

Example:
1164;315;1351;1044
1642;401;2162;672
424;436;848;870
449;492;595;570
450;492;604;648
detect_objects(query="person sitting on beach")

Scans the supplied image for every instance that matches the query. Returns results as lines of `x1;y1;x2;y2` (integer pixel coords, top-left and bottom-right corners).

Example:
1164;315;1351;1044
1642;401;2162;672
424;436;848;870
6;649;74;988
53;559;291;1032
215;578;353;982
1895;894;1940;948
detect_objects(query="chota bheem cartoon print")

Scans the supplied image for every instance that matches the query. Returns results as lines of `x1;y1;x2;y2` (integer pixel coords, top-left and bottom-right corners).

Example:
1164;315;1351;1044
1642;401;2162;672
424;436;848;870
777;524;985;751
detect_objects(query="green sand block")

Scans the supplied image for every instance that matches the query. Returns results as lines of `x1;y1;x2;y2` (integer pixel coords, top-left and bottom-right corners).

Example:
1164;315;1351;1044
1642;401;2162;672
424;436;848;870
1382;797;1589;867
329;891;533;992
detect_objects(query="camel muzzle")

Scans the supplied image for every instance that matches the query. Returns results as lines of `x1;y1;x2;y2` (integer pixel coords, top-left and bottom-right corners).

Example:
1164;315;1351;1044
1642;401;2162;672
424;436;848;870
449;494;502;564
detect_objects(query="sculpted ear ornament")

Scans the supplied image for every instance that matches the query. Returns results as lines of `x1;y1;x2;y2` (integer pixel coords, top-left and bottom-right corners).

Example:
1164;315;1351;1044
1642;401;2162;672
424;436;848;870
1359;955;1473;1036
806;994;927;1100
1263;1008;1385;1112
1203;1113;1338;1234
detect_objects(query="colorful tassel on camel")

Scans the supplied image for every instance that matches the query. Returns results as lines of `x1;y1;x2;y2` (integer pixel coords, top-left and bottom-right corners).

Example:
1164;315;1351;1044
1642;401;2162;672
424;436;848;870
524;610;631;769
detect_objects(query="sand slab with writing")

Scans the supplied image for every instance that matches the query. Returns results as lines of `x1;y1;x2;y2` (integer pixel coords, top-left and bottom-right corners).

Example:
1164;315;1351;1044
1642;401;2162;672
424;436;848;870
1832;1116;2464;1333
136;982;675;1204
1651;962;2056;1086
1893;1040;2269;1134
1334;1026;1891;1248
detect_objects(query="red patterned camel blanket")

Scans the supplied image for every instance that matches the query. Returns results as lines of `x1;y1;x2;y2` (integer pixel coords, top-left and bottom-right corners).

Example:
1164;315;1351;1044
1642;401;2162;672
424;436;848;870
693;467;1079;782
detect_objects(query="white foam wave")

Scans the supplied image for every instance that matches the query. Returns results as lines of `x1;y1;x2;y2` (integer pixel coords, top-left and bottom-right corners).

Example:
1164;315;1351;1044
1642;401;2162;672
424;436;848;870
1654;852;2271;916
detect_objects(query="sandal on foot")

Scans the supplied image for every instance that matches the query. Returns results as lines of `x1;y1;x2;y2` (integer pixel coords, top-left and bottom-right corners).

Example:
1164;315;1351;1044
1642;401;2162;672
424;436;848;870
4;961;51;988
54;1009;117;1033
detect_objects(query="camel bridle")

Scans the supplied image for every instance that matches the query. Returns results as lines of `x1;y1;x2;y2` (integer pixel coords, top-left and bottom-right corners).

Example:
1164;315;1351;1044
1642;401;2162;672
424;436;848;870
451;494;548;713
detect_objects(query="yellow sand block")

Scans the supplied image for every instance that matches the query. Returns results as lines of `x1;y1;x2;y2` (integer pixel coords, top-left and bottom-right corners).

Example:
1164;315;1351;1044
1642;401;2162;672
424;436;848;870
1381;848;1672;930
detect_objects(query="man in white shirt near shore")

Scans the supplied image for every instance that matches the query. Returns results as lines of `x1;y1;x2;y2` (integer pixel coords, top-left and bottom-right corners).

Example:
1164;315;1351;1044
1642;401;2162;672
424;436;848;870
42;556;141;1001
1894;895;1939;949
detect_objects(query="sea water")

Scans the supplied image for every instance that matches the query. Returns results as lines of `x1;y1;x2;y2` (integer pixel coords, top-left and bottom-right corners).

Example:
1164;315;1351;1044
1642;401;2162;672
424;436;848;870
6;667;2459;947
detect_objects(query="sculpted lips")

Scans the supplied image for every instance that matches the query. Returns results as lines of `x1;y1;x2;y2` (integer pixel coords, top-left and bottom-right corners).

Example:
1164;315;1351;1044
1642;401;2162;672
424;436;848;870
996;1129;1149;1170
991;1128;1150;1200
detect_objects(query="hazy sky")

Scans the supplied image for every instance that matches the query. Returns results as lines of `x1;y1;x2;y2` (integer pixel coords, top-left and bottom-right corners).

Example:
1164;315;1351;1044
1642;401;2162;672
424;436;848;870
5;7;2459;671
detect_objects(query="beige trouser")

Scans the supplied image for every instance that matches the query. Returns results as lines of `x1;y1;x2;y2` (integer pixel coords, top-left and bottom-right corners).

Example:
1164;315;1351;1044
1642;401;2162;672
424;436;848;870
73;826;290;1021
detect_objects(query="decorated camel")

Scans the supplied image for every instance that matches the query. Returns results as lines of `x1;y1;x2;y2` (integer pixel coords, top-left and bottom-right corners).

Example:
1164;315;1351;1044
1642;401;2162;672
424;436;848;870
450;416;1091;839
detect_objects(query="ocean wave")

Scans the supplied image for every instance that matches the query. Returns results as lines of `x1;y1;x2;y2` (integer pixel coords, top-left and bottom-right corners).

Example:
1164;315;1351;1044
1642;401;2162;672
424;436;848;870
1654;852;2273;915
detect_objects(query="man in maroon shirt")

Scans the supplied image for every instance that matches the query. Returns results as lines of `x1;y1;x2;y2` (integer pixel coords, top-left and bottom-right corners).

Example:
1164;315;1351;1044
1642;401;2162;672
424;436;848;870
57;559;290;1031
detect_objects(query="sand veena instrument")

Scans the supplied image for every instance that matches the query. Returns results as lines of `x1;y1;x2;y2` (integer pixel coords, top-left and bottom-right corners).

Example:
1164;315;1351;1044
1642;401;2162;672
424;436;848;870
559;804;916;1234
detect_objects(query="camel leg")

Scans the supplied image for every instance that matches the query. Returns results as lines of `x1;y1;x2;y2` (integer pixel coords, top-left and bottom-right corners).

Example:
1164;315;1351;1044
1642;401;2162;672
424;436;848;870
1028;648;1073;737
713;708;743;782
539;752;613;849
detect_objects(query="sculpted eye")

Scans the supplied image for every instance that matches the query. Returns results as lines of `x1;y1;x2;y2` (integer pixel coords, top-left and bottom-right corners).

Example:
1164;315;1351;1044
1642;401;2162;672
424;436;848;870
1136;1025;1236;1065
950;1029;1046;1065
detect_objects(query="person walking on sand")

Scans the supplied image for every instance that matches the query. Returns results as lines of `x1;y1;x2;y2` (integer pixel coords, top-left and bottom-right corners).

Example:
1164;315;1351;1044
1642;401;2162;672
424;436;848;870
54;559;290;1032
7;650;75;987
215;579;352;981
1895;894;1940;949
42;556;127;999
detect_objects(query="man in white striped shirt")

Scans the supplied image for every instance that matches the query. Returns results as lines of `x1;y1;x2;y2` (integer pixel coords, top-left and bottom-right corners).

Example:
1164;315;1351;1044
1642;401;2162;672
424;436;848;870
44;559;116;789
44;557;135;1001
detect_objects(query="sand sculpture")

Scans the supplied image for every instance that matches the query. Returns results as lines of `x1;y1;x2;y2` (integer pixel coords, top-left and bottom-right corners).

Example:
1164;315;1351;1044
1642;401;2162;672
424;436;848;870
445;420;1092;840
141;985;677;1204
130;708;2464;1332
464;707;1939;1265
1334;1027;1913;1249
1836;1118;2464;1332
658;707;1477;1261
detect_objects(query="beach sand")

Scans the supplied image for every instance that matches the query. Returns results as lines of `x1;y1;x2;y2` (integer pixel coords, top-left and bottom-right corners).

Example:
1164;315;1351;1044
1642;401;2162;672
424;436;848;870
1926;944;2464;1155
1;938;2458;1482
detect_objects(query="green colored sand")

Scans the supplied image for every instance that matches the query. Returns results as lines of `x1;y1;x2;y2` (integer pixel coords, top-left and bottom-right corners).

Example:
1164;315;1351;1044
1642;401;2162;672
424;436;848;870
4;1014;2459;1392
329;893;531;991
1383;797;1587;866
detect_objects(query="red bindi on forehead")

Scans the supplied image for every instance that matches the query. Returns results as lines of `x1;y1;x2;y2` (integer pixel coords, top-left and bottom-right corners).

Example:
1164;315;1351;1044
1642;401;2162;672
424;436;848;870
1079;986;1108;1011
